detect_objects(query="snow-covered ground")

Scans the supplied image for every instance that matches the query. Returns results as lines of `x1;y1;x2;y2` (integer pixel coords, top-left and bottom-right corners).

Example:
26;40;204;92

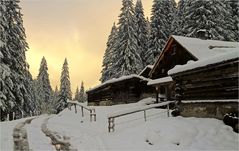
1;101;238;150
0;117;31;150
47;102;239;150
26;115;55;151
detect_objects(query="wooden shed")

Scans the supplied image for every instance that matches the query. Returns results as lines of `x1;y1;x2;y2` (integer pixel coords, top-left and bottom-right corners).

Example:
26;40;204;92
148;35;239;103
86;75;155;106
168;49;239;119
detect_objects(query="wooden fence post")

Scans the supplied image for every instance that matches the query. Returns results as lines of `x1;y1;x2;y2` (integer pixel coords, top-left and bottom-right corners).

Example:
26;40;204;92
81;106;84;117
167;104;169;117
21;111;24;118
74;104;77;113
144;110;147;122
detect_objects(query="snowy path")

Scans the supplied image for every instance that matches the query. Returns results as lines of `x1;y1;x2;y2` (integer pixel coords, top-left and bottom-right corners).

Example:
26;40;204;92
12;117;35;151
26;115;55;151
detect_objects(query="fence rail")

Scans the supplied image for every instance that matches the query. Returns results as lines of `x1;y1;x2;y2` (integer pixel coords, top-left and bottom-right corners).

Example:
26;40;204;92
107;101;174;132
67;100;96;122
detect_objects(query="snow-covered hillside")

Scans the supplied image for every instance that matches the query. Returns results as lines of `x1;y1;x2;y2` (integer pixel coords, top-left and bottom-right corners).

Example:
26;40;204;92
1;101;238;150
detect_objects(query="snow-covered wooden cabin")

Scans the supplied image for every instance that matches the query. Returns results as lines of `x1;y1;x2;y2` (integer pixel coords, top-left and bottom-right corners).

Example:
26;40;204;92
147;35;239;108
168;47;239;119
86;75;155;106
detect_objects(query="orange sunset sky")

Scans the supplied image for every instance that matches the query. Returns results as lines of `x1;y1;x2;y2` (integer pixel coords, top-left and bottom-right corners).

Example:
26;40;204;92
19;0;175;93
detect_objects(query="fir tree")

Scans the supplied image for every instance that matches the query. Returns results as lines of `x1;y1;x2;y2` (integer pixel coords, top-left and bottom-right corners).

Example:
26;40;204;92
135;0;148;67
113;0;143;77
224;0;239;41
172;0;186;35
51;86;59;113
146;0;176;65
74;86;80;101
0;0;36;120
181;0;237;41
36;57;52;103
79;81;86;103
100;23;118;82
57;58;72;113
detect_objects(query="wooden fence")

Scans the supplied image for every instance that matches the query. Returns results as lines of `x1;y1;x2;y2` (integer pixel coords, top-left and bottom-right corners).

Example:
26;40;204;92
107;101;174;132
67;100;96;122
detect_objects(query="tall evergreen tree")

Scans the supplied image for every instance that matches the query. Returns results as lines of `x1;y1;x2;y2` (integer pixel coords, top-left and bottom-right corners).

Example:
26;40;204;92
172;0;186;35
74;86;80;101
112;0;143;77
135;0;148;67
57;58;72;112
224;0;239;41
79;81;86;103
181;0;236;41
100;23;118;82
0;0;36;120
146;0;176;65
36;57;52;103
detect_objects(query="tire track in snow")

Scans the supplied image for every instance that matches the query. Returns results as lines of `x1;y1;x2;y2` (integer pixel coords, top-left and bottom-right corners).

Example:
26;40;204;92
26;115;56;151
41;116;75;151
13;117;35;151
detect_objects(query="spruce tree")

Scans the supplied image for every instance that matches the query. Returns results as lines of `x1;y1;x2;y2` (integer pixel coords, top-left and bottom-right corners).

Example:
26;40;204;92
0;0;36;120
135;0;148;67
173;0;186;35
79;81;86;103
181;0;236;41
146;0;176;65
57;58;72;112
100;23;118;82
74;86;80;101
112;0;143;77
36;57;52;103
224;0;238;41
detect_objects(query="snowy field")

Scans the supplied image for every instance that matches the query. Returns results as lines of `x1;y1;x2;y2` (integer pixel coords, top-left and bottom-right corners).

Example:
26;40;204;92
1;101;238;151
48;102;239;150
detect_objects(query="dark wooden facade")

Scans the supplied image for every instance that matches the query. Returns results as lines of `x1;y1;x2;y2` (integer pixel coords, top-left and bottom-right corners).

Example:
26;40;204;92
149;38;197;79
170;58;239;100
87;76;155;106
148;36;198;101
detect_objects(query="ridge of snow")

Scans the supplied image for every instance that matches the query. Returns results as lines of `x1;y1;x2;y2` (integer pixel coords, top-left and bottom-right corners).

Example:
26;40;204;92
181;99;239;103
168;50;239;75
171;35;239;60
147;76;173;85
86;74;150;92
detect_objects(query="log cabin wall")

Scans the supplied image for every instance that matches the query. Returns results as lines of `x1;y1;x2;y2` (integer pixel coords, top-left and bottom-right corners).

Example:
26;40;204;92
87;78;155;106
172;58;238;100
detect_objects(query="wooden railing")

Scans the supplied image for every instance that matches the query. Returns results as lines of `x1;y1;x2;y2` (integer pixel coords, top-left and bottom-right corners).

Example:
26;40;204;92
107;101;174;132
67;100;96;122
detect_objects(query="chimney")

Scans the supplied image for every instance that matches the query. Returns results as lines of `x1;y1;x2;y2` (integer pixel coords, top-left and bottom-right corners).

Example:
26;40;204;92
197;29;211;40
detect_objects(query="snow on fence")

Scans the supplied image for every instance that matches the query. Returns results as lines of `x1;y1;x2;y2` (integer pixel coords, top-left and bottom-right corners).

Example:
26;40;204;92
67;100;96;122
107;101;174;132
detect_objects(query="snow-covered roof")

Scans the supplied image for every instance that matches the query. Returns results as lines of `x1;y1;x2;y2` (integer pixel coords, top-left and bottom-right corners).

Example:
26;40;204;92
139;65;154;76
168;50;239;75
172;35;239;60
147;76;173;86
86;74;150;92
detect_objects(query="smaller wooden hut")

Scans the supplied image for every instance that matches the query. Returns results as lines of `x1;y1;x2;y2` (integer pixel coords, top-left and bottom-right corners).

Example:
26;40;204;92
86;75;155;106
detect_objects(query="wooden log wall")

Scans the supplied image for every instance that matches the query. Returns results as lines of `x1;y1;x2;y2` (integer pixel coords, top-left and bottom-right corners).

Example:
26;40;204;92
173;59;238;100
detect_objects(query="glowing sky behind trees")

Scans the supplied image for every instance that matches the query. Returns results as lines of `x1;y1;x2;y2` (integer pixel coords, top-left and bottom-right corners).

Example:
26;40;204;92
19;0;170;92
